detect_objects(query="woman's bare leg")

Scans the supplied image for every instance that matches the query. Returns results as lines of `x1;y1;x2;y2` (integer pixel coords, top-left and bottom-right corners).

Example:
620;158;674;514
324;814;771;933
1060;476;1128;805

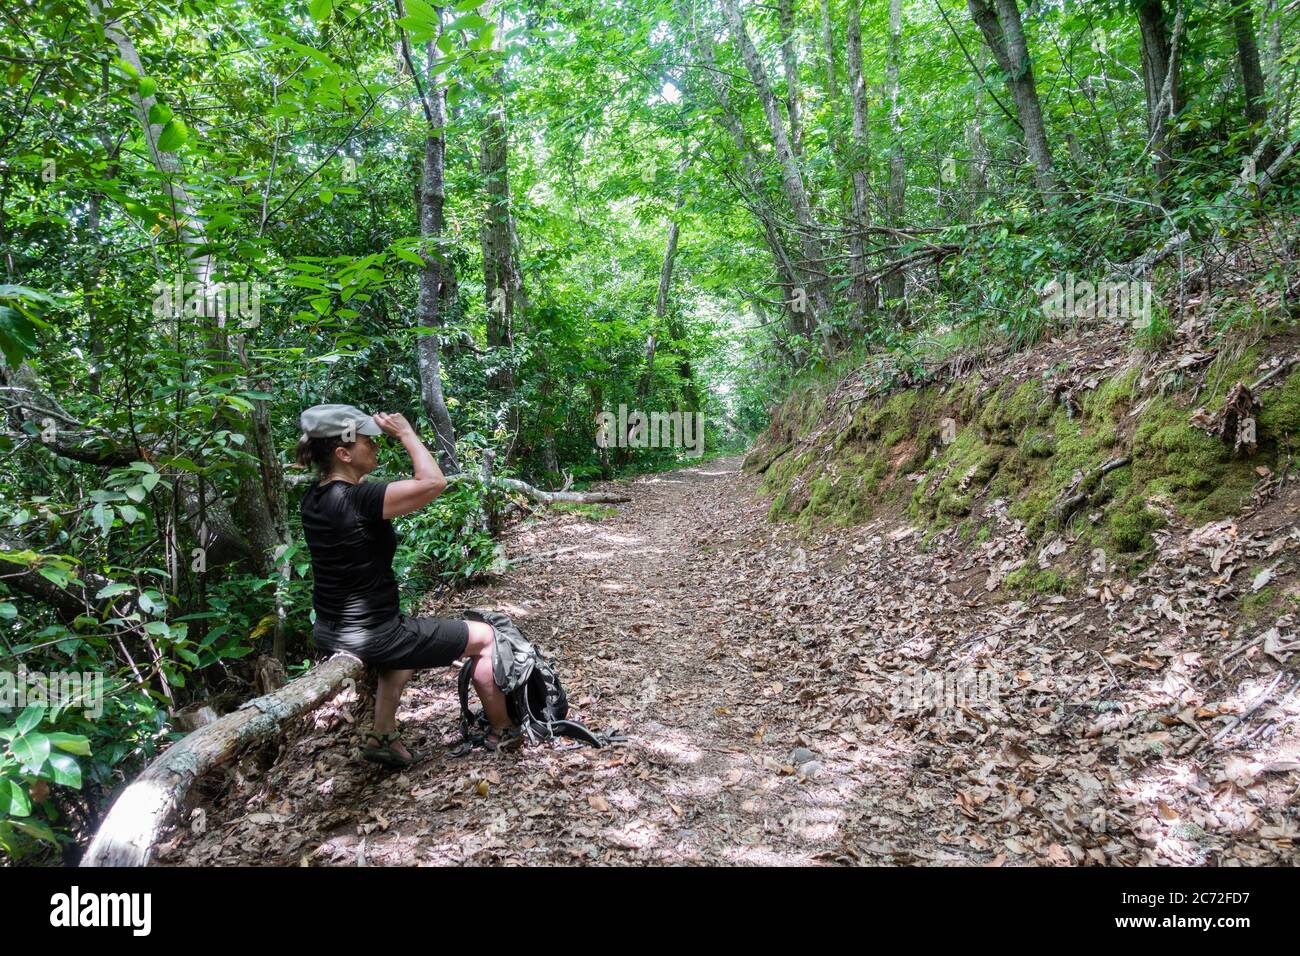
464;621;511;733
367;623;510;759
372;668;414;759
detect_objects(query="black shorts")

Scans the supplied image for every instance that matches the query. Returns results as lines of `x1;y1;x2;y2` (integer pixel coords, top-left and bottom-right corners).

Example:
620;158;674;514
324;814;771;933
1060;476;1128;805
313;614;469;671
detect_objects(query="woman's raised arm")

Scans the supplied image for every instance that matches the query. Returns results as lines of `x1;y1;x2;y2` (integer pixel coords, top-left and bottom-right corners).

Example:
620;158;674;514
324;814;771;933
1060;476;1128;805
373;412;447;518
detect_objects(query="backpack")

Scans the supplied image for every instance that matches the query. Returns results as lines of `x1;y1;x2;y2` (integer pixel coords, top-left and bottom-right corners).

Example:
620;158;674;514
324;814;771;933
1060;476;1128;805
455;608;607;749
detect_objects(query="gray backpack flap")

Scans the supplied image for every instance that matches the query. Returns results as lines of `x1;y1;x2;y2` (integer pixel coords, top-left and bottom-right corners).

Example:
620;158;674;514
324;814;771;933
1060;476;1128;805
457;608;605;748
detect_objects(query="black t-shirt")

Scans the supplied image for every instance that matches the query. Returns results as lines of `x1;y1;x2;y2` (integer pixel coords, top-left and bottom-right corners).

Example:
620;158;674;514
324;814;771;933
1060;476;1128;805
300;479;399;632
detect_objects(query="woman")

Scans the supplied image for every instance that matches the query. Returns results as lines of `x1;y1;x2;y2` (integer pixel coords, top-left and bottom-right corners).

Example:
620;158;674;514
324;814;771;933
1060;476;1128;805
296;403;517;766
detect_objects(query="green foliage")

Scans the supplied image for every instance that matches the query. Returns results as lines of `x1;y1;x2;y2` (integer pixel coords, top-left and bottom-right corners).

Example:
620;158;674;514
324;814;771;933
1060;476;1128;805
395;478;504;589
0;703;92;862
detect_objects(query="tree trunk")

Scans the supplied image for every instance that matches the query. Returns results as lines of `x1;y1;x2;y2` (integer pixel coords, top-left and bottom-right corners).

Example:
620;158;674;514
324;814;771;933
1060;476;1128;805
968;54;990;202
479;16;521;453
588;382;610;476
819;0;839;104
85;4;282;580
634;176;686;419
416;132;459;475
1263;0;1282;108
84;92;113;397
237;338;290;659
88;2;214;296
636;332;657;411
778;0;803;158
968;0;1057;199
402;22;460;474
657;172;699;412
1137;0;1178;182
667;315;700;413
1230;0;1274;166
719;0;832;350
679;4;807;350
845;0;874;320
499;478;630;505
481;111;514;382
885;0;906;302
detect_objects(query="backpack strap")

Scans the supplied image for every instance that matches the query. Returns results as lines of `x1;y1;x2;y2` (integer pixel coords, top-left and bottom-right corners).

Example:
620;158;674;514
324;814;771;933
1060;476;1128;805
511;682;544;745
547;719;607;748
457;657;476;741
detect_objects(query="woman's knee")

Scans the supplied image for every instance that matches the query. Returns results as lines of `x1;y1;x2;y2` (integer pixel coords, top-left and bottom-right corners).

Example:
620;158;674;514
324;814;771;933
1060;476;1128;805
472;652;494;685
464;620;494;657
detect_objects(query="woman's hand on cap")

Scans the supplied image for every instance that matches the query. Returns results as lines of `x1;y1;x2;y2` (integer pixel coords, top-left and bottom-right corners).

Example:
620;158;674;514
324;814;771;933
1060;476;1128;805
373;412;413;439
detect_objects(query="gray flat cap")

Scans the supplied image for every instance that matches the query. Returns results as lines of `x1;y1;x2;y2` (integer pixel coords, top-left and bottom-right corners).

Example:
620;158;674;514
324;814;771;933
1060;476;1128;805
300;403;381;439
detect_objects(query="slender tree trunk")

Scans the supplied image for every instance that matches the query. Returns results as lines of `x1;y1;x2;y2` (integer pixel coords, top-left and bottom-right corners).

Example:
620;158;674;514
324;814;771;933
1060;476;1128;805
503;208;557;472
968;53;990;203
778;0;803;158
1230;0;1275;166
719;0;832;352
1137;0;1179;183
91;0;284;582
656;220;681;327
83;190;104;396
1263;0;1281;108
635;331;657;413
82;654;365;867
845;0;874;320
819;0;839;104
885;0;906;302
668;317;700;412
83;64;116;397
88;2;214;297
679;3;806;350
234;337;290;661
630;192;686;448
479;66;521;452
588;381;610;476
968;0;1057;199
402;24;460;474
658;170;698;412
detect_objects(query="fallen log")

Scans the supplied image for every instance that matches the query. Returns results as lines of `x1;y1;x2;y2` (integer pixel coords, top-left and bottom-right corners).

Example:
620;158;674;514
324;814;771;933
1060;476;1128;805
81;653;364;867
498;477;630;505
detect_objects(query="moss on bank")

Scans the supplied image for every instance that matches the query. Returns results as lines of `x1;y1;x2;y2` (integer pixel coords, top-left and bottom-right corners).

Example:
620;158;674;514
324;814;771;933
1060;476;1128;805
1005;566;1074;595
745;337;1300;587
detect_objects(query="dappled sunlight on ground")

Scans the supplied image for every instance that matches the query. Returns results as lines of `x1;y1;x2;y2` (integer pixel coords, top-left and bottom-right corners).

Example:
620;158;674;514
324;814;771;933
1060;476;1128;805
635;726;706;766
721;845;816;866
165;456;1299;867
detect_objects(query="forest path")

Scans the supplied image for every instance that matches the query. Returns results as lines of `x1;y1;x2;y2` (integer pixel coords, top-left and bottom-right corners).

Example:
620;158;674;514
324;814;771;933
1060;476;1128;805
173;457;926;865
168;456;1297;866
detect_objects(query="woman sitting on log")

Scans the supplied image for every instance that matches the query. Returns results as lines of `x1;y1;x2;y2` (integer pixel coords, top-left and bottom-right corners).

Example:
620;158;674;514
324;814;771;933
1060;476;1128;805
296;403;518;765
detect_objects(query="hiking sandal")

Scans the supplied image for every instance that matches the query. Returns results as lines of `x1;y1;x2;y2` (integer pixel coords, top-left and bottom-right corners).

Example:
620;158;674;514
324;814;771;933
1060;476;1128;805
481;726;524;753
447;724;524;757
362;731;425;768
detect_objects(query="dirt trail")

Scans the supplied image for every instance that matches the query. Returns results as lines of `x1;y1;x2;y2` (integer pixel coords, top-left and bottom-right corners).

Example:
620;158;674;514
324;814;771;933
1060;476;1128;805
167;457;1299;866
